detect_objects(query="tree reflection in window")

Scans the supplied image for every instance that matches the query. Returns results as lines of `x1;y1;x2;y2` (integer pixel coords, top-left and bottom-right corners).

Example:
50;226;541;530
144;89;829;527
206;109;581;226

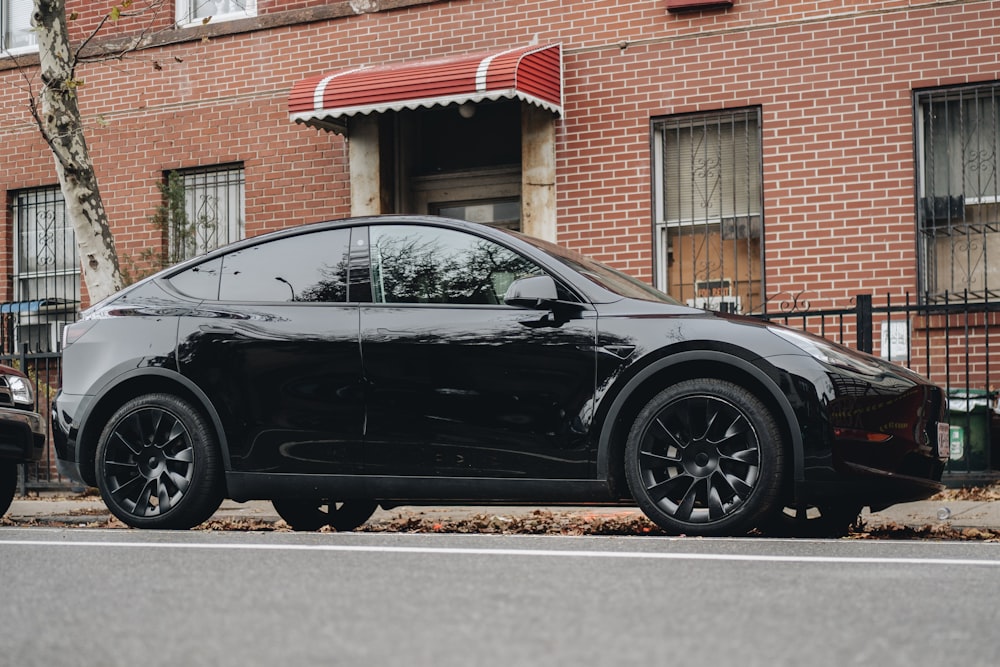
370;226;542;305
217;229;350;303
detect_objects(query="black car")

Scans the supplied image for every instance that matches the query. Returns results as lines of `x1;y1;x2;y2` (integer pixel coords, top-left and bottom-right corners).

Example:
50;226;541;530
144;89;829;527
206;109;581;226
0;364;46;517
52;215;949;536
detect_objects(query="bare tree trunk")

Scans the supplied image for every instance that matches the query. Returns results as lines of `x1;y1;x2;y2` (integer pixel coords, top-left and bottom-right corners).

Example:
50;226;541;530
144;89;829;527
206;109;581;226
32;0;123;304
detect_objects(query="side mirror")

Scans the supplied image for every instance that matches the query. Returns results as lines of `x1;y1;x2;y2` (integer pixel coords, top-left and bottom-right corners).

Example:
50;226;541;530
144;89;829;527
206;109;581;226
503;275;559;309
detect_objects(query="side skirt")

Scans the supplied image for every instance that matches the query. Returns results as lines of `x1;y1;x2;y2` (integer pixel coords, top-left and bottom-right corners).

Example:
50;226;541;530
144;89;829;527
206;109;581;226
226;472;618;504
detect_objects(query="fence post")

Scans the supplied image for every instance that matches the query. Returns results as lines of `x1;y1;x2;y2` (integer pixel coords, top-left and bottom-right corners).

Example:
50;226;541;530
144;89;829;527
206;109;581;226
856;294;873;353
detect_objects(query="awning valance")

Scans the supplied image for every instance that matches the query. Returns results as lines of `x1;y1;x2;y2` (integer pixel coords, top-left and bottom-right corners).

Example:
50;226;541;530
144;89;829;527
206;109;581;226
289;43;562;133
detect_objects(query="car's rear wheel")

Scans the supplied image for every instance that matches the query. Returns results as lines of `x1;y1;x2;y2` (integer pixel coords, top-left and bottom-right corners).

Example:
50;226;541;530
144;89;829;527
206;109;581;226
761;503;864;538
625;379;785;536
96;393;224;529
272;498;378;531
0;462;17;517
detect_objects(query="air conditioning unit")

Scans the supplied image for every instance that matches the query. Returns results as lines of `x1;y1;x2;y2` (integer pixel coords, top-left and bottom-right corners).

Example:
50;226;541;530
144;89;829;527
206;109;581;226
14;320;70;353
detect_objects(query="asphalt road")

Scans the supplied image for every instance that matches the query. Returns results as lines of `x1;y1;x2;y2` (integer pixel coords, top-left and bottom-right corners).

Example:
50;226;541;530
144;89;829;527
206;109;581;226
2;529;999;667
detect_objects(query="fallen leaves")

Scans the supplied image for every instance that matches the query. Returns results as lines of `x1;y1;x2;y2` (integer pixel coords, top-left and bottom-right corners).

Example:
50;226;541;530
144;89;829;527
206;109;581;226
360;509;667;536
932;482;1000;502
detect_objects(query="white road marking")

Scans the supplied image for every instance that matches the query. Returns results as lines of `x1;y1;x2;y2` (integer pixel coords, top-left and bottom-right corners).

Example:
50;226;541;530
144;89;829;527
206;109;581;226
1;537;998;566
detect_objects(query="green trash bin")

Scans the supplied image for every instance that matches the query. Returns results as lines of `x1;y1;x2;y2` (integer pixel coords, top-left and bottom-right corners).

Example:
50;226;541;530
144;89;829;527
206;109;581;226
945;389;993;473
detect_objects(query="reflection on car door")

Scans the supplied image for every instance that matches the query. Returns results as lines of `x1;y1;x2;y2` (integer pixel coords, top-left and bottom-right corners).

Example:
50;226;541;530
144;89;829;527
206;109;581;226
174;228;367;475
360;224;598;478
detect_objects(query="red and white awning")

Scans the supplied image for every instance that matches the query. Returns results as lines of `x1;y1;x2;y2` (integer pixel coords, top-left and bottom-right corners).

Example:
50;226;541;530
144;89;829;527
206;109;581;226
289;43;562;133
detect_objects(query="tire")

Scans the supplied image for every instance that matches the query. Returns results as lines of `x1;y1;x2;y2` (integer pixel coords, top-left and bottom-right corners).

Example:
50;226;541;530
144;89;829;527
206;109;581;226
625;379;785;536
96;393;224;529
0;462;17;517
761;503;863;538
272;498;378;531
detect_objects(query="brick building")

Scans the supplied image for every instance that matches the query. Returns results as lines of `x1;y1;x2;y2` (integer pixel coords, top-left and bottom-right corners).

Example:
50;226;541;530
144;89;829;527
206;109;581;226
2;1;999;474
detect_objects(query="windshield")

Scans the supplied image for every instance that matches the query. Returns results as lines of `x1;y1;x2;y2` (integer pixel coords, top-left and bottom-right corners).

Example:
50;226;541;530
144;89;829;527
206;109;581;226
507;231;681;304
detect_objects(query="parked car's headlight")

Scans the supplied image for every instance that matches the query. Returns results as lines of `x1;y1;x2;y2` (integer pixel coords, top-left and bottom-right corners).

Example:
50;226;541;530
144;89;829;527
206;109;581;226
768;326;884;376
4;374;34;405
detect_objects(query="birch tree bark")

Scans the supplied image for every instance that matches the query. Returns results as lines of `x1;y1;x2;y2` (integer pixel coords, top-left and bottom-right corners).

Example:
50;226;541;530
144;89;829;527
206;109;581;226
31;0;123;304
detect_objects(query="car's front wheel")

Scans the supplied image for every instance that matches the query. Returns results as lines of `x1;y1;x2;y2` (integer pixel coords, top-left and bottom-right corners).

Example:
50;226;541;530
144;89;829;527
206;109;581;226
625;379;785;536
96;393;224;529
0;462;17;517
272;499;379;531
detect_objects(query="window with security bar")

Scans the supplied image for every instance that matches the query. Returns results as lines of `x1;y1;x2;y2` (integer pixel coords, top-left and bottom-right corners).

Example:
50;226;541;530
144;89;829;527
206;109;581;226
652;108;764;314
916;83;1000;302
1;0;36;53
8;186;80;353
176;0;257;27
169;165;245;262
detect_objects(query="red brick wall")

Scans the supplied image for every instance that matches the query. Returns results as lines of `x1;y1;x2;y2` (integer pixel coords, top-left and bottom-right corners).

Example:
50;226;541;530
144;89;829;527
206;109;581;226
2;0;998;308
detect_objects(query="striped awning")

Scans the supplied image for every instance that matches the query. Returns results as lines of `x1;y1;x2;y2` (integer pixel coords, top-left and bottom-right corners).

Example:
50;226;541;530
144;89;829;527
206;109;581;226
289;44;562;133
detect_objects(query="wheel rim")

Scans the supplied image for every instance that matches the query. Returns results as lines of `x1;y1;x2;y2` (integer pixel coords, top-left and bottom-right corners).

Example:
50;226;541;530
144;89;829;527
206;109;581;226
637;394;761;524
102;407;195;518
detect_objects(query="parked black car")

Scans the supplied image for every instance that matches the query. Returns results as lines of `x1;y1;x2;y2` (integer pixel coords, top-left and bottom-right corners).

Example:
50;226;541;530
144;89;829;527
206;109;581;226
52;215;949;535
0;364;46;517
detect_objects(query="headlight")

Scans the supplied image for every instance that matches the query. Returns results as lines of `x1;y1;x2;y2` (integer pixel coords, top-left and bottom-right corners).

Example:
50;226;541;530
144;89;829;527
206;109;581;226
5;374;34;404
767;326;884;376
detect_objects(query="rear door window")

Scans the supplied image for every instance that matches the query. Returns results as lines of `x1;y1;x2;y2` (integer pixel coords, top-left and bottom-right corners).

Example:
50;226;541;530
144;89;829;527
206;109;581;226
217;229;352;302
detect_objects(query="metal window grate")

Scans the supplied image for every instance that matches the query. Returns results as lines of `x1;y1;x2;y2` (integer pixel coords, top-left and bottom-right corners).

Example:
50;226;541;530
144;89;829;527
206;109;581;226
916;83;1000;303
173;164;245;261
652;108;764;314
7;186;79;354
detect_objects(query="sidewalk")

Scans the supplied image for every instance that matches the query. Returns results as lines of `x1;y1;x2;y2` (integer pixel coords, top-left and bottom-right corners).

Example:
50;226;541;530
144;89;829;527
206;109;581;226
7;495;1000;531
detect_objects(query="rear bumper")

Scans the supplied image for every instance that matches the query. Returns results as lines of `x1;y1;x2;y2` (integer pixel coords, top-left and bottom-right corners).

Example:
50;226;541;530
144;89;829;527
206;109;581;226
0;406;46;463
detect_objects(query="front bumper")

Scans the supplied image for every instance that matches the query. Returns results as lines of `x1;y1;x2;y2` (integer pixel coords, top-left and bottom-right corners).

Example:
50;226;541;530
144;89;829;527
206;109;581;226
0;406;46;463
51;390;91;485
804;367;948;509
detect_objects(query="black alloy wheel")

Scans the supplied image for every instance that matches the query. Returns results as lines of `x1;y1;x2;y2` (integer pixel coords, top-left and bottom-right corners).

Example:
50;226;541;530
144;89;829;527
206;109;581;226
96;393;223;529
0;462;17;517
625;378;785;536
272;498;379;531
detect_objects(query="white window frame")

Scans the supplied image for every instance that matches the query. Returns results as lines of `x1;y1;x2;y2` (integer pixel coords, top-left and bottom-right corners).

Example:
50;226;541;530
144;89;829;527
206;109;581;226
2;0;37;55
175;0;257;28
